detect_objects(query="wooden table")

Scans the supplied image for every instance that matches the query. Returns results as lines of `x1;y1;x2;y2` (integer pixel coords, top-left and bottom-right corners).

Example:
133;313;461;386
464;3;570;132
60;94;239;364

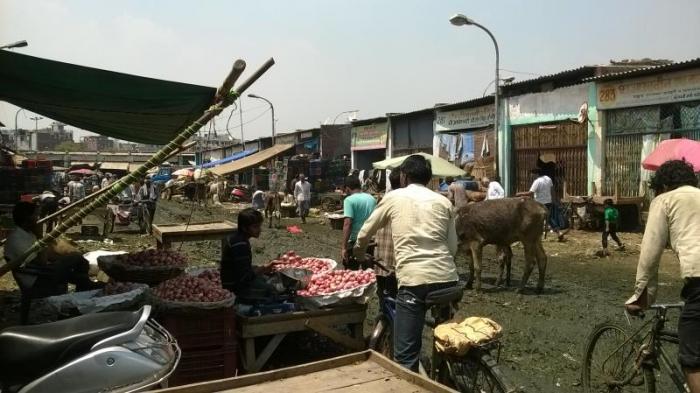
154;351;457;392
236;304;367;373
152;220;237;249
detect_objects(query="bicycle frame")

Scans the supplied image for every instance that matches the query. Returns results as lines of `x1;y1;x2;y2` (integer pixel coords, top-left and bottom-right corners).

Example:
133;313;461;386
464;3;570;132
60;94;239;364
604;303;686;391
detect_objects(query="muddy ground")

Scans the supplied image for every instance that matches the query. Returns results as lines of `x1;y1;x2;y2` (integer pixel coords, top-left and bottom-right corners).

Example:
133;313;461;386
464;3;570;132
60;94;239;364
0;199;686;392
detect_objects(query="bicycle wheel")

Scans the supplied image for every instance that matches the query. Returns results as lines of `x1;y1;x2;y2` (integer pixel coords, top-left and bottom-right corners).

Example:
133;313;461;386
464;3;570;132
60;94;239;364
368;318;393;359
582;322;655;393
438;350;509;393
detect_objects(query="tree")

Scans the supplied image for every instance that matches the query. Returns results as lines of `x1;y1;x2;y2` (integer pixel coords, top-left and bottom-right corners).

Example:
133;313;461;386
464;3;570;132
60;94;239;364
55;141;85;152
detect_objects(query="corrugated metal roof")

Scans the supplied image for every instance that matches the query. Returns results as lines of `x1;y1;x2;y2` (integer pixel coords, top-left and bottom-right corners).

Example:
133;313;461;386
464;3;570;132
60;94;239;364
387;106;435;119
351;116;388;127
583;58;700;82
500;66;598;93
433;96;494;112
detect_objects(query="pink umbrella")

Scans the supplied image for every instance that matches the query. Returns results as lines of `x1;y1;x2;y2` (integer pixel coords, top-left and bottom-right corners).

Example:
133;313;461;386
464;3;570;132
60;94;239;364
68;168;95;175
642;138;700;172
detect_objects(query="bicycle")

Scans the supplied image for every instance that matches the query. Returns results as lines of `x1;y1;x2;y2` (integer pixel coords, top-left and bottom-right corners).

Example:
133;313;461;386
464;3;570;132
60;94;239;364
582;303;688;393
366;260;515;393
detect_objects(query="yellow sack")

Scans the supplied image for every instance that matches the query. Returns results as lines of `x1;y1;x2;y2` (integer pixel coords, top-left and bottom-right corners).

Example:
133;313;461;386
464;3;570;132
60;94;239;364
434;317;502;356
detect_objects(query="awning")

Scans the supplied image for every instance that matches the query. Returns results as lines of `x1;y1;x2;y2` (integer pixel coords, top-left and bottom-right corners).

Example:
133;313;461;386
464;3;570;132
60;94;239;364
0;51;216;145
209;144;294;176
99;162;129;171
372;152;466;177
201;148;258;169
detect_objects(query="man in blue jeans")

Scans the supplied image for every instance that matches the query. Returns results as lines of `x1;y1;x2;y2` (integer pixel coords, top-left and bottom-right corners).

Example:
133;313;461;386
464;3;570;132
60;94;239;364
354;155;460;371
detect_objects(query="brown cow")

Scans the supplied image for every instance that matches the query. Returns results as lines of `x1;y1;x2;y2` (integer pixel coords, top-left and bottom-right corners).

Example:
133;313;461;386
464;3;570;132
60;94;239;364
455;197;547;293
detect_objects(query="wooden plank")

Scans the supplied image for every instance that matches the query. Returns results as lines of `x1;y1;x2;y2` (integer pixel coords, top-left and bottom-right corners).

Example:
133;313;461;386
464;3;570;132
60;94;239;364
237;304;366;325
239;308;367;338
250;333;286;372
153;351;457;393
153;220;237;235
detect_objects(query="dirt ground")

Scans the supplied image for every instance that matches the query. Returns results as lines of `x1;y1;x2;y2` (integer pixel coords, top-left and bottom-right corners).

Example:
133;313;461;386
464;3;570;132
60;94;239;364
0;199;686;392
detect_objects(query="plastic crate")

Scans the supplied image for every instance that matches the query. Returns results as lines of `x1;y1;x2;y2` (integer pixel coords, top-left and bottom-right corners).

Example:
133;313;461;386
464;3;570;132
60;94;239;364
169;345;238;386
156;307;236;350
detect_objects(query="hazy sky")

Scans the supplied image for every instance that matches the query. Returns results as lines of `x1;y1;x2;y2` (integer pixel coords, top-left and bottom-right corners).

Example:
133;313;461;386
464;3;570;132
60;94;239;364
1;0;699;142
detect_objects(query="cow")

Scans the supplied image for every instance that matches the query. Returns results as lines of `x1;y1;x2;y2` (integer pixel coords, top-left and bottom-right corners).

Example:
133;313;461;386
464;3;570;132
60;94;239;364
455;197;547;293
264;191;284;228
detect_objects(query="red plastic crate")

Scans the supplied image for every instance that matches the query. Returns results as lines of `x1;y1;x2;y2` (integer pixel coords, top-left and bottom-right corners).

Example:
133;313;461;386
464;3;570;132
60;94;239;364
156;307;236;350
169;345;238;386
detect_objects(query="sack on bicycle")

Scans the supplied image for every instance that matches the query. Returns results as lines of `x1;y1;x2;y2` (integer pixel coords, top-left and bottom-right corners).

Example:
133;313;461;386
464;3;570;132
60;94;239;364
434;316;502;356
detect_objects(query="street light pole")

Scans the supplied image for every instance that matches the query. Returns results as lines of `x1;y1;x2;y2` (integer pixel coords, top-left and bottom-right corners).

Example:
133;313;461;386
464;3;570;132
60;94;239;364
450;14;500;177
332;110;359;125
0;40;28;50
14;108;25;149
247;94;275;145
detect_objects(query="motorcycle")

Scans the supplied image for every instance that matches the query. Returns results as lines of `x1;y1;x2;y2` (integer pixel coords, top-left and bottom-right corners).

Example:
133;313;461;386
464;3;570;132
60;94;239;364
230;185;251;203
0;305;180;393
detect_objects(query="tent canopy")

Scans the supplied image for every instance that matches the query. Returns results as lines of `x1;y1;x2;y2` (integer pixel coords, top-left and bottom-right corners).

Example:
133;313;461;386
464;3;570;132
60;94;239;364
209;144;294;176
0;51;216;145
201;148;258;169
372;152;466;177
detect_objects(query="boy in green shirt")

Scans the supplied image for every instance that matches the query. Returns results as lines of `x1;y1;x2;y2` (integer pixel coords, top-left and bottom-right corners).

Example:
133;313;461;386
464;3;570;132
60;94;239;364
603;198;624;254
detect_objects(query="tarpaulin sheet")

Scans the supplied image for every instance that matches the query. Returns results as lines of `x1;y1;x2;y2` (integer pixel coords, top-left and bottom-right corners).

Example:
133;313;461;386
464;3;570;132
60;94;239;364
209;144;294;176
201;148;258;168
0;51;216;145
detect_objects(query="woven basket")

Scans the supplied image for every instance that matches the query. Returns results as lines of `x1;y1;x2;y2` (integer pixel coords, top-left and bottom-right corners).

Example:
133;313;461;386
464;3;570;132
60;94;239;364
97;255;185;285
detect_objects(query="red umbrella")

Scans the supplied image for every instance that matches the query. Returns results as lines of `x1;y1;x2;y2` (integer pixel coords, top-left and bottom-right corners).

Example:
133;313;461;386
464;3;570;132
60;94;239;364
642;138;700;172
69;168;95;175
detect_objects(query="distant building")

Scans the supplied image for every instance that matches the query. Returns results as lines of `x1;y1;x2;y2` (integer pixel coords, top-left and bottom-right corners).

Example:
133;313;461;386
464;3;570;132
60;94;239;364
83;135;114;151
15;122;73;151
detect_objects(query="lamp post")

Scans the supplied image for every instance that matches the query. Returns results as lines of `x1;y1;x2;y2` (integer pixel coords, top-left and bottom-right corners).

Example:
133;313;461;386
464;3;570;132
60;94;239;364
247;94;275;145
0;40;28;50
332;110;359;125
14;108;25;149
450;14;500;176
482;77;515;97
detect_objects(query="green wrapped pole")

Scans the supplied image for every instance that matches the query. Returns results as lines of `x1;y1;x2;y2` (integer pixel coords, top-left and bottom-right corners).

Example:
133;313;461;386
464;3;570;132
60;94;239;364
0;57;275;278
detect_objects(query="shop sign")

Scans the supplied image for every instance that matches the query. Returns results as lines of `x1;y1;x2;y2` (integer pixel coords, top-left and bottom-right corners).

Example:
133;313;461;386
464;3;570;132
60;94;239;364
598;69;700;110
351;121;388;150
435;105;494;132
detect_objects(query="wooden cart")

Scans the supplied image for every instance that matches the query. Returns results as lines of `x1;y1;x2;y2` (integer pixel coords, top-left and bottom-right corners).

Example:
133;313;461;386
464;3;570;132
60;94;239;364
152;220;237;249
155;350;457;392
236;304;367;373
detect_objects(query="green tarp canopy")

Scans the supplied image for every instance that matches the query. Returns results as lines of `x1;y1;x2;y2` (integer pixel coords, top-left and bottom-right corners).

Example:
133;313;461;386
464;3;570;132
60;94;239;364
0;50;216;145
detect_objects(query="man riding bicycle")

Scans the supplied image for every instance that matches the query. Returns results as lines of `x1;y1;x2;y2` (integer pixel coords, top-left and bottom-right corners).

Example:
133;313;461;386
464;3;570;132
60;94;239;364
354;155;460;372
625;160;700;392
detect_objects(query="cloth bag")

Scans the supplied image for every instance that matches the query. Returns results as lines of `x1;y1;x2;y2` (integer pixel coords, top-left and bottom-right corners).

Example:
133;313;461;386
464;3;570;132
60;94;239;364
434;316;502;356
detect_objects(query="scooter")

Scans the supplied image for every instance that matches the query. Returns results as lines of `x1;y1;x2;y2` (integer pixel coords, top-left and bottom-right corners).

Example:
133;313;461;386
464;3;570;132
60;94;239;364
0;305;180;393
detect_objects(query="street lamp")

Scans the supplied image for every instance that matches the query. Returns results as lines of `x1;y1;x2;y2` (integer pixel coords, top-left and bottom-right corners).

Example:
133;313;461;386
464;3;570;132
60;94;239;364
450;14;500;176
14;108;25;149
332;110;359;125
482;77;515;97
247;94;275;145
0;40;28;50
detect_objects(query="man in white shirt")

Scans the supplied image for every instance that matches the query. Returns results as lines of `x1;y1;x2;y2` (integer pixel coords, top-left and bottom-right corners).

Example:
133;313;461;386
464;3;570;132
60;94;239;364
67;176;86;203
484;176;505;200
354;155;459;371
293;174;312;224
624;160;700;392
517;168;564;241
136;178;159;230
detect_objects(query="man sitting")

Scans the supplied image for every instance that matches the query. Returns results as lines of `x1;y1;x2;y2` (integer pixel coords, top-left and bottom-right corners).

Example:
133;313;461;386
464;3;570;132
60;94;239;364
4;202;101;315
220;208;273;301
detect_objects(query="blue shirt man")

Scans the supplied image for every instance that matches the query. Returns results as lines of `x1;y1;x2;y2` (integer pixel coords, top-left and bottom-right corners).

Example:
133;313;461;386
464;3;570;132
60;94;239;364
341;175;376;266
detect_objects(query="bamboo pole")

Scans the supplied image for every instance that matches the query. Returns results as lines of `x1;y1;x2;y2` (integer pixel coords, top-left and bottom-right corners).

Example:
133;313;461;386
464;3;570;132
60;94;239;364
0;58;275;278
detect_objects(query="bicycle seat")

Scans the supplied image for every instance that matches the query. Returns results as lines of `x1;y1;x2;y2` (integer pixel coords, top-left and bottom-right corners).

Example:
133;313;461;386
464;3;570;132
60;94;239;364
0;308;143;387
425;284;464;307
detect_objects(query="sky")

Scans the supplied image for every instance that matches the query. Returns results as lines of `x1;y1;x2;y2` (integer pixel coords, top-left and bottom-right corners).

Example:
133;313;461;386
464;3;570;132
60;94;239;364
1;0;699;143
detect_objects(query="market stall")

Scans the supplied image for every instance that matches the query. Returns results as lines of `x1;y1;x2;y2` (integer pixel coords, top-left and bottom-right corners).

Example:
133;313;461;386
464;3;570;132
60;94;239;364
151;220;237;249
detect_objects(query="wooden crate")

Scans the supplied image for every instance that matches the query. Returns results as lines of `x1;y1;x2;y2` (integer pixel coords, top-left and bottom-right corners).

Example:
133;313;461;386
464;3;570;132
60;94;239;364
152;220;237;249
154;350;457;392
